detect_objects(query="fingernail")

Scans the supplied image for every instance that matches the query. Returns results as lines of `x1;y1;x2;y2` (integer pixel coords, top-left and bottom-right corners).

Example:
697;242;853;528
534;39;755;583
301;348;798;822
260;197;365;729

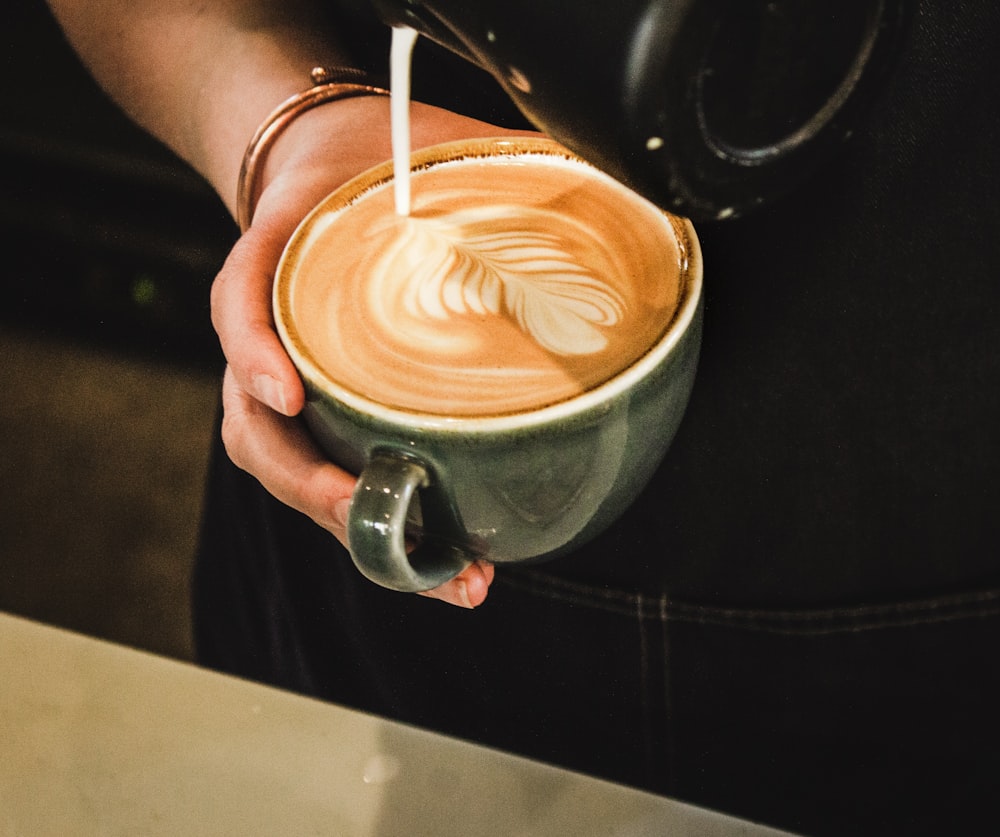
254;373;288;414
333;498;352;529
455;579;473;609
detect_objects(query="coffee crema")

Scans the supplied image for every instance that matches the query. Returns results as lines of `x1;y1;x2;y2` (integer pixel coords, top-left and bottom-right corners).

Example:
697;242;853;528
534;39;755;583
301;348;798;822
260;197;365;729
279;145;687;417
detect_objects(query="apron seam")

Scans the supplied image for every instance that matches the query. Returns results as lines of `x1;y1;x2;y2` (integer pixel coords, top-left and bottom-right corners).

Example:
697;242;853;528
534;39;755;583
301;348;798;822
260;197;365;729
496;566;1000;635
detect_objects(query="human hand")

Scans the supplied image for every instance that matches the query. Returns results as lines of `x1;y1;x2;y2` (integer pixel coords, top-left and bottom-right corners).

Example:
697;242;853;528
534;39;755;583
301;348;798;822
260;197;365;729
212;95;537;607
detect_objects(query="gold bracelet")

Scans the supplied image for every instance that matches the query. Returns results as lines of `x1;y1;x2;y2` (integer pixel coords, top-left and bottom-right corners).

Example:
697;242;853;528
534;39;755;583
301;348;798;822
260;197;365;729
236;66;389;231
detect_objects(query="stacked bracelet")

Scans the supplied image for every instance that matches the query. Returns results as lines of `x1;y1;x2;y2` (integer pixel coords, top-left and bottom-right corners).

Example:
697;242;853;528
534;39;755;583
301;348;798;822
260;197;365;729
236;66;389;231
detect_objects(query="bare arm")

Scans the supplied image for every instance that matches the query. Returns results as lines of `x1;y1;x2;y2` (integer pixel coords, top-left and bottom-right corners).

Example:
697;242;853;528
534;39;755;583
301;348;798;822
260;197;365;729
46;0;353;214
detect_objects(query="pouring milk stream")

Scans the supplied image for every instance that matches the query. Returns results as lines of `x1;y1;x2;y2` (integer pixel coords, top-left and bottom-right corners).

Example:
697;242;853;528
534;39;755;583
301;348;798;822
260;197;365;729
390;26;419;216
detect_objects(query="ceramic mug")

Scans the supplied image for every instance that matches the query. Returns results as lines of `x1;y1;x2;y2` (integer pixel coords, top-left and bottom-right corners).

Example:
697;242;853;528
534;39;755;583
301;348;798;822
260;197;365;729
274;138;703;592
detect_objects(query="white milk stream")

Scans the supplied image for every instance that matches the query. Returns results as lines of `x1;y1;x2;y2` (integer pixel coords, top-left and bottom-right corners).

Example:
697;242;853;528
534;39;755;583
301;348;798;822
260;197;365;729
390;26;419;216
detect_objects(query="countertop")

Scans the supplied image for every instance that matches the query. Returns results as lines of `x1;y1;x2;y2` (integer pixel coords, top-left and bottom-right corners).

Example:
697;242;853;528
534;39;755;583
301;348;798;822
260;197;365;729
0;612;792;836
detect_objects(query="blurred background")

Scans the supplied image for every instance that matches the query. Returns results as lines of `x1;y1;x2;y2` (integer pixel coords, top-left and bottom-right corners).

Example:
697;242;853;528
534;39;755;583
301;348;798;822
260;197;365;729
1;0;235;660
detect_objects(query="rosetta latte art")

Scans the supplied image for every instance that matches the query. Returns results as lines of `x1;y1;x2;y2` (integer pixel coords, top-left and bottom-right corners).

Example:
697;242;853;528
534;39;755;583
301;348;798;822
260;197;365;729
285;151;683;416
373;207;626;355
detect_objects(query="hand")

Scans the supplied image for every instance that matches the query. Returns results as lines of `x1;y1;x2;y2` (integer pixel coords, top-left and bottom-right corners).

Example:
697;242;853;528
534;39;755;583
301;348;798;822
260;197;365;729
212;95;536;607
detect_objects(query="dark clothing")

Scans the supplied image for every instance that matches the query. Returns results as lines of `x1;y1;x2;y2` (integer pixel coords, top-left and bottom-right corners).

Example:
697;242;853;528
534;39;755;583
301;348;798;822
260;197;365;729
195;2;1000;834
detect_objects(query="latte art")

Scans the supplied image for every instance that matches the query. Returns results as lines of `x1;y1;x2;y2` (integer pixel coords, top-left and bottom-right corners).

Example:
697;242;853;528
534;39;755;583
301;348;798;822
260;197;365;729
280;145;687;417
371;207;626;356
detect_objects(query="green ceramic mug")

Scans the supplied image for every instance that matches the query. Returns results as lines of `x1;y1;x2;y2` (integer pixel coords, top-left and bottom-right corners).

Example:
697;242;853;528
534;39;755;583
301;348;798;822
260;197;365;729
274;138;703;592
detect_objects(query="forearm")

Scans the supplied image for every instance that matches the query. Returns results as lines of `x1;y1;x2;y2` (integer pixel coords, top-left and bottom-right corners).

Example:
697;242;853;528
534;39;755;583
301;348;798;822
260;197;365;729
46;0;358;214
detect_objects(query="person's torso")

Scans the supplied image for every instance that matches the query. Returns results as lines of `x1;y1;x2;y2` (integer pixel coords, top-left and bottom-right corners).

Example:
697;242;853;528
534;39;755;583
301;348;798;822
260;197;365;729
331;0;1000;605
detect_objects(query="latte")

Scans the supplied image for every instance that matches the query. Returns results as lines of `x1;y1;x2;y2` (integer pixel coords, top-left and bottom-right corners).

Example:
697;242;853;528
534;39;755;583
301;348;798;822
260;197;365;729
276;139;692;417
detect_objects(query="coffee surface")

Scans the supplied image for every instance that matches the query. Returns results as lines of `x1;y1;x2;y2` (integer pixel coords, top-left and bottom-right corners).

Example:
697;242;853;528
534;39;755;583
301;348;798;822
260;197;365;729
281;151;686;416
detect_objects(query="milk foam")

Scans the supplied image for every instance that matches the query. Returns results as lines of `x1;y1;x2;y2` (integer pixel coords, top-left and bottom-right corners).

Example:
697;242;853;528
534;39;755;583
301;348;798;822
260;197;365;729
283;149;684;417
370;206;626;355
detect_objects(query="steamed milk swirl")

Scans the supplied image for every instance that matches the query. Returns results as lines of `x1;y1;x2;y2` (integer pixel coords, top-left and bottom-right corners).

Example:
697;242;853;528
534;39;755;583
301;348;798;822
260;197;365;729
285;150;684;417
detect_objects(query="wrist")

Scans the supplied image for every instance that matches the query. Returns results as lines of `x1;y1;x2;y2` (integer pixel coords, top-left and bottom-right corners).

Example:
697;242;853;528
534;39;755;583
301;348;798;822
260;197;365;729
235;68;389;230
190;27;364;215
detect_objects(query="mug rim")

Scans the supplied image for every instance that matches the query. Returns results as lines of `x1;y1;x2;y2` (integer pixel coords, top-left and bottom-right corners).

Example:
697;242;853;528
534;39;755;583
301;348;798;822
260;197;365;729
274;136;703;434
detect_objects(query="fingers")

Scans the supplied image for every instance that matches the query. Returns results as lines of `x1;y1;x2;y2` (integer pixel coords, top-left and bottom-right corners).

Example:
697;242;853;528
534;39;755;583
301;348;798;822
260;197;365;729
211;227;305;418
221;366;355;540
420;560;496;609
221;367;496;607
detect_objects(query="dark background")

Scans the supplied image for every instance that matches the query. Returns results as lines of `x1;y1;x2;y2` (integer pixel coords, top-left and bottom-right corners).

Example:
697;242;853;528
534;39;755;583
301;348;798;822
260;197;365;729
1;0;231;659
1;0;233;365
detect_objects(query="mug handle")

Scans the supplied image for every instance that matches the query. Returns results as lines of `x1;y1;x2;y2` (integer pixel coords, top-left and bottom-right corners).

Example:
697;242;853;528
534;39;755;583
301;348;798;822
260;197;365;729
347;449;477;592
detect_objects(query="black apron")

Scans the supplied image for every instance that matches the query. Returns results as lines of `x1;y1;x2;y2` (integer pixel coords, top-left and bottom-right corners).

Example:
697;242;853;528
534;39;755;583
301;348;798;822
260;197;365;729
195;3;1000;833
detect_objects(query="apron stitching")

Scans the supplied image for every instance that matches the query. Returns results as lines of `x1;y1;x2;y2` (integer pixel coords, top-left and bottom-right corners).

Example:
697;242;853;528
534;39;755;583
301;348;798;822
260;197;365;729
496;568;1000;634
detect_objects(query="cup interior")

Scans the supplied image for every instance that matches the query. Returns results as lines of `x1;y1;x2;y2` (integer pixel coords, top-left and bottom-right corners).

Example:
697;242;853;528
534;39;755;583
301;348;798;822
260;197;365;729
274;137;703;433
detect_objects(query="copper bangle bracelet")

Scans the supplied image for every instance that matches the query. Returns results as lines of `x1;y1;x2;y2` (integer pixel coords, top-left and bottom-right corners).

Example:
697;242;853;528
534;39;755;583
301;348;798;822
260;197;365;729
235;66;389;232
